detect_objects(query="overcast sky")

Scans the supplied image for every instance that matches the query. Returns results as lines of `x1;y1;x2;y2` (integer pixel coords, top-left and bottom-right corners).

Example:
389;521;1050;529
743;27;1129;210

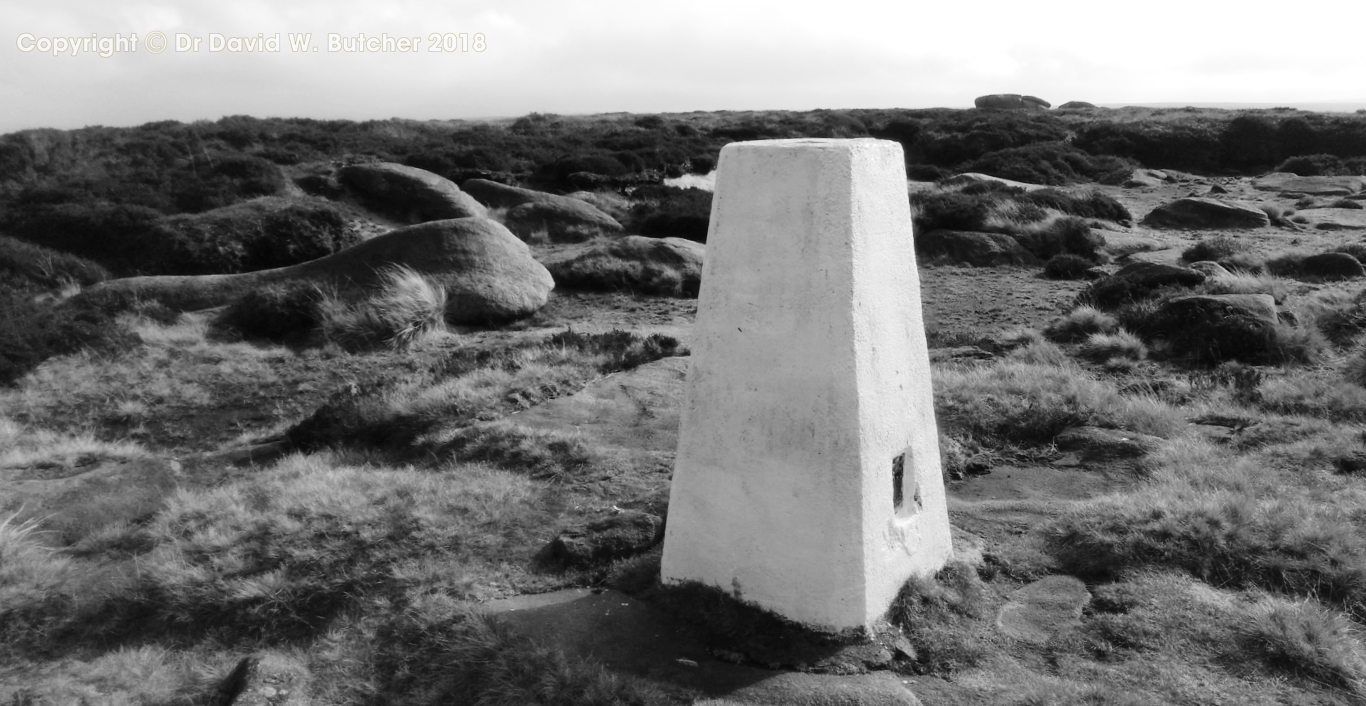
3;0;1363;133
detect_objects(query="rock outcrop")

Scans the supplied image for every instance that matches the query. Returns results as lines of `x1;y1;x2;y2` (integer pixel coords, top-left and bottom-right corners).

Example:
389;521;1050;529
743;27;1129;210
1057;101;1098;110
461;178;561;208
81;218;554;323
541;235;703;296
503;199;625;243
974;94;1051;111
1253;173;1366;196
1140;198;1271;229
1301;252;1366;280
545;511;664;567
1148;293;1282;363
338;162;487;222
1084;262;1207;307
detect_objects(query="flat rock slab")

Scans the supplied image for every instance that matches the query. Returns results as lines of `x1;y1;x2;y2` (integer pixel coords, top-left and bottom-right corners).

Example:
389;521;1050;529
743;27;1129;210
1253;173;1366;195
483;588;921;706
505;356;688;459
996;575;1090;645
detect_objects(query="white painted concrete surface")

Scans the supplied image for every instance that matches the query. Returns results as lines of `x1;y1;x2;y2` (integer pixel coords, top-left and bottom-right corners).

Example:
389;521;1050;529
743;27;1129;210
660;138;952;631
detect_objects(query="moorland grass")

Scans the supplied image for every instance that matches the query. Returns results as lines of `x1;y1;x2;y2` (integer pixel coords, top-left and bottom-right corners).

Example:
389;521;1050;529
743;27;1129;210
1045;306;1118;343
287;330;685;455
1240;598;1366;691
932;342;1181;449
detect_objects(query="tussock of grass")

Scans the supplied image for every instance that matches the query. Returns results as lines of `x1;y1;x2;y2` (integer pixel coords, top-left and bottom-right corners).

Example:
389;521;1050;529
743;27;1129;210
1240;598;1366;691
1196;273;1291;302
1049;491;1366;617
108;453;542;638
0;415;149;471
1045;306;1118;343
888;561;989;675
1079;330;1146;363
1255;372;1366;422
1;511;73;619
933;350;1181;449
1182;234;1250;264
319;266;448;351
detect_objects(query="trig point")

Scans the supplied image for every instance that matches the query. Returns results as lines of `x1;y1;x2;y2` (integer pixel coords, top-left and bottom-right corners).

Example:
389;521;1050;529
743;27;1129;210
660;138;952;631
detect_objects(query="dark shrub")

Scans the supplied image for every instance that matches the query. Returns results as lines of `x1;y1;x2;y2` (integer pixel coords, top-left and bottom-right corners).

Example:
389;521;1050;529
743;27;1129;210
1221;115;1279;170
1044;254;1095;280
0;234;110;292
962;143;1136;186
142;198;356;276
689;155;716;174
909;191;993;233
1183;235;1250;263
628;186;713;243
0;285;140;385
1276;154;1346;176
0;203;164;273
213;282;323;343
907;164;950;181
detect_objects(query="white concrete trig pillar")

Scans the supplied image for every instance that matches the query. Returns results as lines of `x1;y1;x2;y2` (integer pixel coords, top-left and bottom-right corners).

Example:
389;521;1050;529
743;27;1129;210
660;138;952;631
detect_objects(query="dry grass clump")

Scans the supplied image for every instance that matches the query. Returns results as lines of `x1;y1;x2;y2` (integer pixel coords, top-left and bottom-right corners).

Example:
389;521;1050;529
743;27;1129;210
888;561;990;675
1196;272;1291;302
1045;305;1119;343
1255;371;1366;422
1260;204;1297;227
933;349;1181;449
1240;599;1366;691
0;415;148;471
1049;487;1366;618
318;266;448;351
1;511;73;623
1183;234;1250;263
1297;288;1366;347
108;453;542;638
1079;330;1146;363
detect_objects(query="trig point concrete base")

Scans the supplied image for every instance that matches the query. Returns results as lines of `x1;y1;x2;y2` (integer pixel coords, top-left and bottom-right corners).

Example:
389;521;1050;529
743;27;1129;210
660;138;952;631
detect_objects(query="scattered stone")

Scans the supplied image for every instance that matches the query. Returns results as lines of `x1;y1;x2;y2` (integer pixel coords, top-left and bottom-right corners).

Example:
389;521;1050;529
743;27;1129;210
1186;260;1233;278
996;576;1090;645
540;235;703;296
1054;426;1161;462
546;510;664;567
1208;184;1229;195
1253;173;1366;196
338;162;487;222
1140;198;1271;229
503;199;625;243
1316;222;1364;231
1300;252;1365;280
82;218;555;323
916;229;1041;267
974;94;1050;111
